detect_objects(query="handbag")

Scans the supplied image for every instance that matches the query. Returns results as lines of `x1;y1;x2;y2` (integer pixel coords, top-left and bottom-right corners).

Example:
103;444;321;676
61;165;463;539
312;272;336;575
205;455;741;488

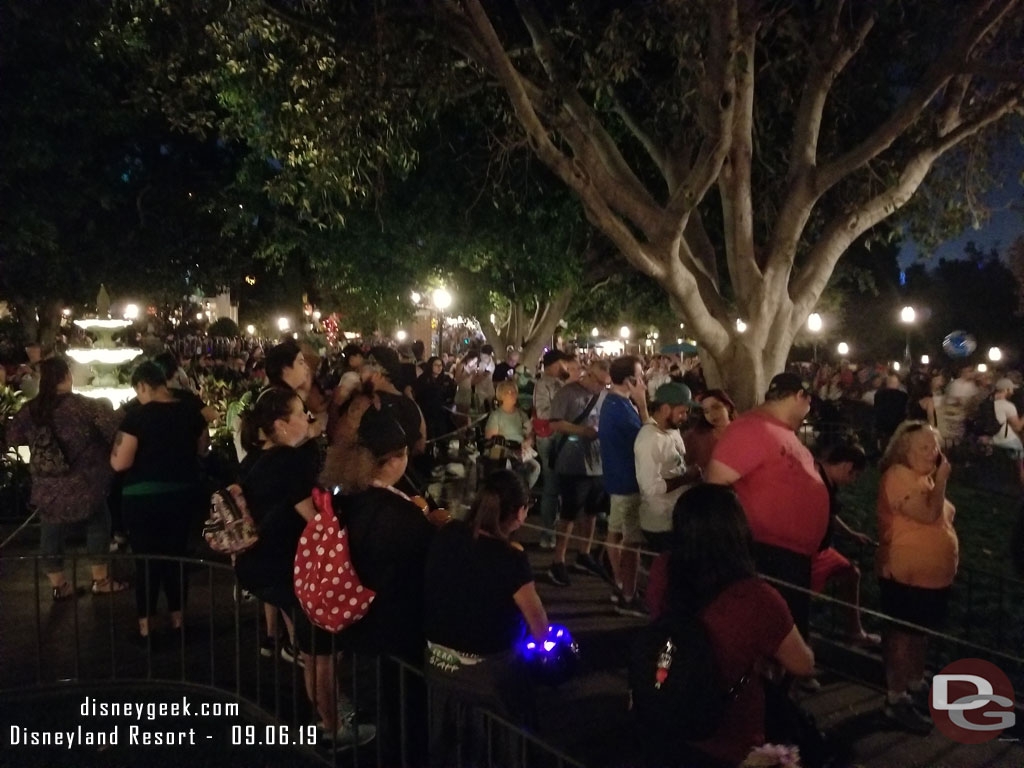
294;487;376;632
203;484;259;554
29;422;71;478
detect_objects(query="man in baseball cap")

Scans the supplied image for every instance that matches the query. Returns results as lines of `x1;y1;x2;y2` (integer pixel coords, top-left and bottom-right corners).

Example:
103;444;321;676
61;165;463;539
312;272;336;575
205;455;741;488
992;377;1024;461
634;381;702;555
705;370;827;638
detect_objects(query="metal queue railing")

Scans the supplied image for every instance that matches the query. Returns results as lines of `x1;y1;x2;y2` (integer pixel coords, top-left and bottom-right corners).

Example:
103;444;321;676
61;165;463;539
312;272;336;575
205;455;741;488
0;552;584;768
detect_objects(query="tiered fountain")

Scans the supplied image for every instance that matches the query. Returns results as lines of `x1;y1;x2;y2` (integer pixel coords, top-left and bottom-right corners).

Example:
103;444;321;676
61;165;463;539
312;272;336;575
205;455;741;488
65;285;143;407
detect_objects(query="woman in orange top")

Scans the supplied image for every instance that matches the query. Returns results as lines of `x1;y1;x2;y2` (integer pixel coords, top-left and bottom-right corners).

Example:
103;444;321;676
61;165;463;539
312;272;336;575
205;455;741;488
876;421;958;734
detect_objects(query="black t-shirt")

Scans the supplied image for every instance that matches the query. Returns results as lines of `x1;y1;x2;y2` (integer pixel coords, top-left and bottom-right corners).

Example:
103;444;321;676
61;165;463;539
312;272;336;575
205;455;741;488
492;363;514;384
334;486;435;657
377;391;423;451
874;388;909;434
119;400;205;486
424;520;534;655
235;446;319;590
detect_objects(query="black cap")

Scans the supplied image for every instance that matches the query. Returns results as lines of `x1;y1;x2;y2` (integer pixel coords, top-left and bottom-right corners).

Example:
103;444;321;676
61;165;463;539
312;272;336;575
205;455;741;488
766;372;810;398
367;346;402;382
542;349;568;368
358;406;407;457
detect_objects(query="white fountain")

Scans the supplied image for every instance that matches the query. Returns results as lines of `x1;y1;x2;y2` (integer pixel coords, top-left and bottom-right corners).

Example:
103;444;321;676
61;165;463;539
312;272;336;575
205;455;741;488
66;285;143;406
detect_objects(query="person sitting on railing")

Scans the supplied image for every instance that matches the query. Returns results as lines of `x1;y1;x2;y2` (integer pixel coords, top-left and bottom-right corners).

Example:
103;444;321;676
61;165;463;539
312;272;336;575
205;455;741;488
644;484;815;768
483;380;540;489
5;356;127;599
876;421;958;734
423;469;549;768
110;361;207;640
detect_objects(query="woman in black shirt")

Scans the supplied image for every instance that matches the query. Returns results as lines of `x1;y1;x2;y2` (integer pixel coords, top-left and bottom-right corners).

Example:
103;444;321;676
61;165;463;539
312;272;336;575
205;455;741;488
110;361;207;640
423;470;549;767
235;387;373;747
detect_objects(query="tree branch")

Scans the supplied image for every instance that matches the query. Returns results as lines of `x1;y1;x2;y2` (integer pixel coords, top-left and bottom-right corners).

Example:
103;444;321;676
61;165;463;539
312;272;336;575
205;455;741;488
816;0;1016;193
790;89;1022;327
664;0;738;231
611;93;670;188
513;0;662;227
259;0;336;44
456;0;666;280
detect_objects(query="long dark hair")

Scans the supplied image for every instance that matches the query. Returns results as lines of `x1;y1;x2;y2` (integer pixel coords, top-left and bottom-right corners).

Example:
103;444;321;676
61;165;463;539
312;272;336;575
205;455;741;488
667;484;756;615
240;387;300;454
466;469;528;539
28;357;71;425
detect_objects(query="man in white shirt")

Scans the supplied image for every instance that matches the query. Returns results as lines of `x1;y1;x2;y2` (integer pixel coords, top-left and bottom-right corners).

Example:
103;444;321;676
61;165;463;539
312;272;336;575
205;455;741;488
992;378;1024;461
634;382;701;552
947;365;980;404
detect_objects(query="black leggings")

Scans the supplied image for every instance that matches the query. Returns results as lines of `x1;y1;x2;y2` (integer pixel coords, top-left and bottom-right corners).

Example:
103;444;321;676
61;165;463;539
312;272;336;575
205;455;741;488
123;491;196;617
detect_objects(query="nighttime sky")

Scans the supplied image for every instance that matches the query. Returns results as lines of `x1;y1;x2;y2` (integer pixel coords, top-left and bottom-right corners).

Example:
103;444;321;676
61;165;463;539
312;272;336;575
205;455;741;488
898;140;1023;268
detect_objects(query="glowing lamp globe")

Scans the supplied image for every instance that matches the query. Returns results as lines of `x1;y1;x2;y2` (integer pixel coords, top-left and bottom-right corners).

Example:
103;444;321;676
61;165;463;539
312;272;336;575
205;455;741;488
520;624;579;686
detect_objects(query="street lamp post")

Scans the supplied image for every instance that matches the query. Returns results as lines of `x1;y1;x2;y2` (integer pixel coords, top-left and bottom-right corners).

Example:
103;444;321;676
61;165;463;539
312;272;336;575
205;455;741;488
807;313;823;363
432;287;452;356
619;325;630;356
900;306;916;364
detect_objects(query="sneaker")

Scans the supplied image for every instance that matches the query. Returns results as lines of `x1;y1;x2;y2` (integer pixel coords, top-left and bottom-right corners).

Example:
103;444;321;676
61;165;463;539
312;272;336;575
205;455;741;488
884;696;933;735
609;585;624;606
319;715;377;750
539;533;556;550
570;552;609;580
280;642;306;668
614;596;647;618
259;636;276;658
547;562;571;587
799;676;822;692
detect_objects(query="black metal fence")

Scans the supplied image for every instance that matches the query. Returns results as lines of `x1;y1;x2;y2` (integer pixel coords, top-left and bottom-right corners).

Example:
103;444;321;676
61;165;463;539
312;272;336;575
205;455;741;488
0;553;584;768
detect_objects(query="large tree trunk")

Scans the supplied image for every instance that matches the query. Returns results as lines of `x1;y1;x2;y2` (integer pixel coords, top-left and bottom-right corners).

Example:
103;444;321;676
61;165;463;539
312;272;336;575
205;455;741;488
521;288;574;369
698;327;792;410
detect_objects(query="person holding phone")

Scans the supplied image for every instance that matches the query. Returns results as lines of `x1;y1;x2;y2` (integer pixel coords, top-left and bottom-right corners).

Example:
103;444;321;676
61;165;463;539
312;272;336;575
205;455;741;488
876;421;958;734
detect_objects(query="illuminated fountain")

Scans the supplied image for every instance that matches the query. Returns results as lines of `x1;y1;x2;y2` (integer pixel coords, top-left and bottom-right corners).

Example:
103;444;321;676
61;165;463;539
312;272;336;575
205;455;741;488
66;287;143;406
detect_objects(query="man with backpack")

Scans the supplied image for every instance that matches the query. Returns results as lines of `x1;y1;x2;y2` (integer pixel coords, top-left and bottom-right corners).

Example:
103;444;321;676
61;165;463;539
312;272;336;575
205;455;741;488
990;378;1024;457
546;359;611;587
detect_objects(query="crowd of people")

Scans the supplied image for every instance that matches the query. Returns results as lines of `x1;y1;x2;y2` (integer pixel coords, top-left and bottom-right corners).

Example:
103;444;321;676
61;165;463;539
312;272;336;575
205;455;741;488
4;331;1022;766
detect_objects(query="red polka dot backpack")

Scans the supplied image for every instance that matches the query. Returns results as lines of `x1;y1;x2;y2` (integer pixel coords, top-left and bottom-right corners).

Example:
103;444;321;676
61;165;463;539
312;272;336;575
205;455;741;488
293;487;376;632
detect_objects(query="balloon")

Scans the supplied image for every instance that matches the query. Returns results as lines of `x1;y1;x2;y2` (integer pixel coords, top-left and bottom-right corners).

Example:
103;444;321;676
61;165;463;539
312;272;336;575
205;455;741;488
520;624;580;686
942;331;977;359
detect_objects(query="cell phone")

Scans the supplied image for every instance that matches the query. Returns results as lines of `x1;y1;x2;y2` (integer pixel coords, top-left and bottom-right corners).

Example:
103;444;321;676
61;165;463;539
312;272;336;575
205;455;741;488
935;453;943;468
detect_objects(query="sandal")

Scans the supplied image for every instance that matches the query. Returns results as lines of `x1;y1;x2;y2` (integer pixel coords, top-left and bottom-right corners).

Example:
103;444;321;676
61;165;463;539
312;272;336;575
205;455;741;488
91;578;129;595
52;582;81;601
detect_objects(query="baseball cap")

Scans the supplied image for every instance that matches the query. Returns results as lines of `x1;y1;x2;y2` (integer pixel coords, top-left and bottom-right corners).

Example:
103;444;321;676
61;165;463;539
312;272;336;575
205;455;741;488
766;372;811;398
357;406;407;457
995;378;1016;392
366;346;402;382
653;382;696;407
542;349;569;368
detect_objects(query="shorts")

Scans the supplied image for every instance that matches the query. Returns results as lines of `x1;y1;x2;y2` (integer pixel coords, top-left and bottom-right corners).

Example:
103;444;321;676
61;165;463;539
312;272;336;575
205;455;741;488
245;582;340;657
607;494;643;544
642;530;673;554
810;547;855;593
878;577;950;634
557;475;608;522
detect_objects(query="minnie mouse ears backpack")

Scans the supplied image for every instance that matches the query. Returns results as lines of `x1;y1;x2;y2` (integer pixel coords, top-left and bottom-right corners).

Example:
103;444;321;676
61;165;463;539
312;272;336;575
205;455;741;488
293;487;376;632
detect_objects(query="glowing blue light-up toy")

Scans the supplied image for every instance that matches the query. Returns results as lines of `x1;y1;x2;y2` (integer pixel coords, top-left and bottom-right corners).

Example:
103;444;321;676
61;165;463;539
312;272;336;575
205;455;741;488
520;624;579;685
943;330;977;359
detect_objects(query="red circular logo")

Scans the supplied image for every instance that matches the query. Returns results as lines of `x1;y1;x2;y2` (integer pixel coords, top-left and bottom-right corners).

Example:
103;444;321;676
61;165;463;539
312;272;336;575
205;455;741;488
930;658;1016;743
